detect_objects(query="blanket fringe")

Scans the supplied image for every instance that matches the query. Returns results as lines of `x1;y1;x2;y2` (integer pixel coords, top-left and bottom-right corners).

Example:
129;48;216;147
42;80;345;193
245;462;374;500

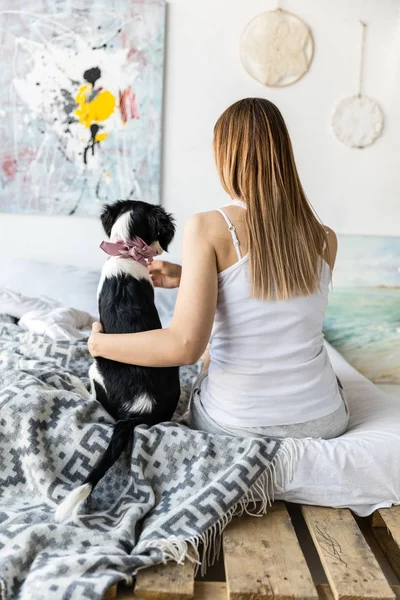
138;438;299;576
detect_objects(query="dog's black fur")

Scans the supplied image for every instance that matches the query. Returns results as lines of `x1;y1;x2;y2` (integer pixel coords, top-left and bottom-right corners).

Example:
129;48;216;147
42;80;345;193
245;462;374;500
56;201;180;519
90;200;181;490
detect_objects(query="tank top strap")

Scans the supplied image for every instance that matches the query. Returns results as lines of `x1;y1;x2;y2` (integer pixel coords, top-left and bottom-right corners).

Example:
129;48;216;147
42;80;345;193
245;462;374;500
322;228;330;251
227;199;247;209
215;208;242;260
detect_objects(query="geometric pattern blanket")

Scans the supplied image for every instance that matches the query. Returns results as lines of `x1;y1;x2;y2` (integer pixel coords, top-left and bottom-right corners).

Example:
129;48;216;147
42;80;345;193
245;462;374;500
0;315;289;600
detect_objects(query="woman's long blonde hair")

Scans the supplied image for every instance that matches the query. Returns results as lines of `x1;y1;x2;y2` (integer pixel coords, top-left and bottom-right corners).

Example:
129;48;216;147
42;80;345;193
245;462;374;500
213;98;328;301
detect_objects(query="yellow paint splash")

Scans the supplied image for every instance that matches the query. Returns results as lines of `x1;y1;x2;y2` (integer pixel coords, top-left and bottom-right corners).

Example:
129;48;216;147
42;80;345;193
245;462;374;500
74;84;116;129
95;131;109;143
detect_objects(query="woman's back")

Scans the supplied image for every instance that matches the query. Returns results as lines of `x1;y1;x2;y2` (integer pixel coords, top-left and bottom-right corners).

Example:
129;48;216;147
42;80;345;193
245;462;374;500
199;201;343;427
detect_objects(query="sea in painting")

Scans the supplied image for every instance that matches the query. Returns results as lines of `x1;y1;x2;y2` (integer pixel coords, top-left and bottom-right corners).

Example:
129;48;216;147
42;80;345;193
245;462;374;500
324;235;400;383
0;0;165;216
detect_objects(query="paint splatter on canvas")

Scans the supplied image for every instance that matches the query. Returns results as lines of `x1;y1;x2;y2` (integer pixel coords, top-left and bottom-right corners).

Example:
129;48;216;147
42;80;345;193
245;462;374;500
324;235;400;383
0;0;165;216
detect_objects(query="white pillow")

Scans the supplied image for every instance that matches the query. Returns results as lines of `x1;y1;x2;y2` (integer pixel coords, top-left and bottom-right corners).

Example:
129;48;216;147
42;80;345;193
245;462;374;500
276;343;400;516
0;287;60;319
0;259;101;318
1;258;179;322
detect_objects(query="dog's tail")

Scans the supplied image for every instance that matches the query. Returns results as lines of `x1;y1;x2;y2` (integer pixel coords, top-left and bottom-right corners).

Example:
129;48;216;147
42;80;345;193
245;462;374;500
55;417;143;522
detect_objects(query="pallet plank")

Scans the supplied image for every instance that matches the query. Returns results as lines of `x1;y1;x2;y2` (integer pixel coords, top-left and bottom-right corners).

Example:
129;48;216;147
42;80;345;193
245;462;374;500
372;512;387;529
317;585;400;600
104;585;118;599
372;509;400;580
373;527;400;580
193;582;227;600
117;585;135;599
377;509;400;553
125;584;400;600
223;502;318;600
134;560;195;599
302;506;395;600
130;582;227;600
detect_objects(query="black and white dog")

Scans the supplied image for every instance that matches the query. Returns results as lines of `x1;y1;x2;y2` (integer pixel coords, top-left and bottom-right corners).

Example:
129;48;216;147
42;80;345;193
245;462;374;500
56;200;180;521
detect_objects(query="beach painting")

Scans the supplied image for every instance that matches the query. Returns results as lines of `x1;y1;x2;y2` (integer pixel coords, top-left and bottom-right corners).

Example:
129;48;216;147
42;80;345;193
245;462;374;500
0;0;165;216
324;235;400;383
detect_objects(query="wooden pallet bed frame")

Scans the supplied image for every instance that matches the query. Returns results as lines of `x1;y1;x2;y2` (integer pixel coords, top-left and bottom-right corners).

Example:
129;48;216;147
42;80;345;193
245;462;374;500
107;502;400;600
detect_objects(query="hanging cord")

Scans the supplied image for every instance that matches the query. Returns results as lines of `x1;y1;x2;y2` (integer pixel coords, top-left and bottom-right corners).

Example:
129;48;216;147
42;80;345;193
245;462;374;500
357;20;367;97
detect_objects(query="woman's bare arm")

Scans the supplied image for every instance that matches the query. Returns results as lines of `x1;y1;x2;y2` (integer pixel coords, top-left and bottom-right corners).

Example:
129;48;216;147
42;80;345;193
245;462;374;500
88;214;218;367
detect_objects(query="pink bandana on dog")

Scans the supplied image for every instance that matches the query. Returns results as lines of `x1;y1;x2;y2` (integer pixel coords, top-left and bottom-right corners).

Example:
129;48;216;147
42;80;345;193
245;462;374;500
100;237;157;266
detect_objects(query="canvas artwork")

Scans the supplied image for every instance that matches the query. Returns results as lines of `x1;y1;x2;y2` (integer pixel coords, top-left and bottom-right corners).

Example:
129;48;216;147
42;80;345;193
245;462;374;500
324;235;400;383
0;0;165;217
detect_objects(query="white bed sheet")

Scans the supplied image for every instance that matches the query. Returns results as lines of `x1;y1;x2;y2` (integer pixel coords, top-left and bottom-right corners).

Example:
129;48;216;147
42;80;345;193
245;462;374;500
276;343;400;516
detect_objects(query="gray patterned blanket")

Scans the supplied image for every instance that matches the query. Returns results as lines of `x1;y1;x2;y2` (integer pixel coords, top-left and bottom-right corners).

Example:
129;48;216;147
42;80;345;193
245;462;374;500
0;314;288;600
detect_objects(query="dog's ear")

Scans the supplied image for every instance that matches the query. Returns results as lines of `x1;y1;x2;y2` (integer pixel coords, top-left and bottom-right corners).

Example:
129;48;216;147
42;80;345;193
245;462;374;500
100;202;123;237
151;206;176;252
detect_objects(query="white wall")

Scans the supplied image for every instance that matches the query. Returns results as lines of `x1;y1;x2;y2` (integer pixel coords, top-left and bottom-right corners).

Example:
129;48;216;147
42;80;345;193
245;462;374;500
2;0;400;269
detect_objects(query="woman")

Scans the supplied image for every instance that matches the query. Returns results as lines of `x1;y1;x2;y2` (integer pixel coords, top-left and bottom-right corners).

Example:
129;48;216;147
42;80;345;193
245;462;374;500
89;97;348;440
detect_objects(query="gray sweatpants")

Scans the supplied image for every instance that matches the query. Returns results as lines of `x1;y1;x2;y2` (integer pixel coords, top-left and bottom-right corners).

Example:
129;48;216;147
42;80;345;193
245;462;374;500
189;372;349;440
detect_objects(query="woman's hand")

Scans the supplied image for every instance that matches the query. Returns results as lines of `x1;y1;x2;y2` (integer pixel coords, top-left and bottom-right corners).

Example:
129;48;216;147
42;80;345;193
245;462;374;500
148;260;182;288
88;321;103;358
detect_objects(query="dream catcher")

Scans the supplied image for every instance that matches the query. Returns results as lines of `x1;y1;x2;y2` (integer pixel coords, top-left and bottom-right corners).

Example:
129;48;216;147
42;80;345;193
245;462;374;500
331;21;384;148
240;7;314;87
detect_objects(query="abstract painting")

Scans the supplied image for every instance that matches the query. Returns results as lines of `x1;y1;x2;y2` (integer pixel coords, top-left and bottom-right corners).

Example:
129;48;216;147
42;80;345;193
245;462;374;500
324;235;400;383
0;0;165;216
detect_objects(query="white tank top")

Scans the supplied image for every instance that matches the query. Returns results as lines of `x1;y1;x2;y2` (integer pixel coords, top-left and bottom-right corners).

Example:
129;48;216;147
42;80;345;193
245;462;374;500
200;200;343;427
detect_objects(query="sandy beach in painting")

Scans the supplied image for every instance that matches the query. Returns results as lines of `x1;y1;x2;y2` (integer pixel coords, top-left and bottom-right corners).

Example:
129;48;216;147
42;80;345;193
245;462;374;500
324;286;399;382
323;235;400;383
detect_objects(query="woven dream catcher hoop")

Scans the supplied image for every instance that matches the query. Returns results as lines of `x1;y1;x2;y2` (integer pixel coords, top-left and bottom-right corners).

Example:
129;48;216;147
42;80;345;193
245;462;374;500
331;21;384;149
240;8;314;87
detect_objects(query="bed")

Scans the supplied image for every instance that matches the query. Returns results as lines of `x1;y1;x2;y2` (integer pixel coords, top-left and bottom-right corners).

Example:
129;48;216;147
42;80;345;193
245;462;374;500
0;237;398;599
